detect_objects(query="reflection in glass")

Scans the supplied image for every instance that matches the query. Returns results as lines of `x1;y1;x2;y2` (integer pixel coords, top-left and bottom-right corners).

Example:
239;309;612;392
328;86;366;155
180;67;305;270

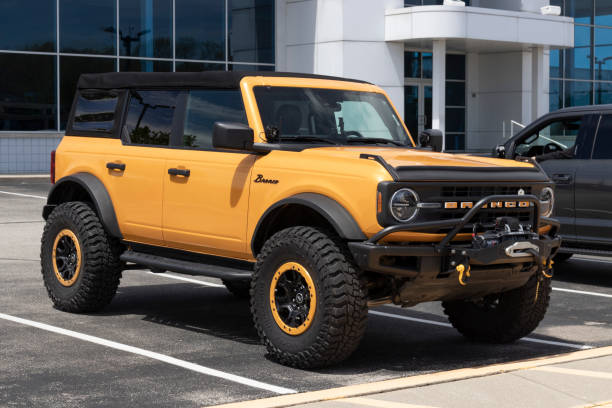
404;52;421;78
229;0;275;63
550;49;563;78
445;134;465;151
595;82;612;104
0;53;56;131
446;54;465;80
175;61;225;72
564;80;593;106
120;59;173;72
60;0;116;55
596;0;612;27
550;80;563;111
595;27;612;81
445;107;465;132
565;25;593;80
592;115;612;159
424;85;432;130
72;91;118;132
404;86;419;139
566;0;594;24
120;0;173;58
125;90;180;146
445;81;465;107
228;64;274;71
175;0;225;61
60;56;116;129
422;52;432;79
0;0;55;51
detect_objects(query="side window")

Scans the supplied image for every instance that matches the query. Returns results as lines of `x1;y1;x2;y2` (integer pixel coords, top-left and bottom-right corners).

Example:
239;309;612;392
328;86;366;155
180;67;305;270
592;115;612;159
182;90;247;149
515;118;581;157
124;90;180;146
72;90;118;133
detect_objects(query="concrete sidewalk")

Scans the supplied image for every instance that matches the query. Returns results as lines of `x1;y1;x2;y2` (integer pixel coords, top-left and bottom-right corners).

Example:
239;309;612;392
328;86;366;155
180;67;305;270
215;347;612;408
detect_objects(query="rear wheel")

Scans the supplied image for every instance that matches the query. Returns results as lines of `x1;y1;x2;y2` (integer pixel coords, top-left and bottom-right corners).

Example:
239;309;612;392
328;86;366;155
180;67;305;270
250;226;368;368
40;202;122;313
442;274;551;343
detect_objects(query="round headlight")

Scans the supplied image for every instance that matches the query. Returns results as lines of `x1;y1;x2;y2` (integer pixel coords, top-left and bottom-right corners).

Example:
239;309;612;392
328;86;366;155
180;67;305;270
539;187;554;217
390;188;419;222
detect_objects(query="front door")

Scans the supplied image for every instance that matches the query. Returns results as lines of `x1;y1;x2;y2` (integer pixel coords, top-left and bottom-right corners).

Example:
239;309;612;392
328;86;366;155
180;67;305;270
404;81;432;141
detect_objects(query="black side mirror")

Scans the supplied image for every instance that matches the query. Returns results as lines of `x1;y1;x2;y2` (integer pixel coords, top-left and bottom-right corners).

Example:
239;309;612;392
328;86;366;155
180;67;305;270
418;129;443;152
213;122;254;151
495;144;506;158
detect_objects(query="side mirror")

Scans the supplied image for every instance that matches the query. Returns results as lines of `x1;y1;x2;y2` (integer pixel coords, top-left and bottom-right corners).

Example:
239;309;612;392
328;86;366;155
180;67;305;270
495;144;506;158
418;129;443;152
212;122;254;151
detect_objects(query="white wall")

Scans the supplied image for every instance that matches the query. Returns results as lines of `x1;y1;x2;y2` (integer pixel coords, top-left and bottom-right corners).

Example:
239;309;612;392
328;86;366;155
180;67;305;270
470;0;549;13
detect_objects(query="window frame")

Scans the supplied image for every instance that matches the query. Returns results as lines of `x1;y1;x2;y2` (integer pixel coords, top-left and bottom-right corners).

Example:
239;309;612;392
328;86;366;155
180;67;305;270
65;88;127;138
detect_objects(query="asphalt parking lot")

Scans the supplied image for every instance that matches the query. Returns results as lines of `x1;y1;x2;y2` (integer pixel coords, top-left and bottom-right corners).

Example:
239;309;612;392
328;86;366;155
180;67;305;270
1;178;612;407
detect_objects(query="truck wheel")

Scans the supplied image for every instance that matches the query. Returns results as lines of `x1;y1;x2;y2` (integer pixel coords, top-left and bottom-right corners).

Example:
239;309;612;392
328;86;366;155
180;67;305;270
250;226;367;368
442;274;550;343
222;279;251;298
40;202;122;313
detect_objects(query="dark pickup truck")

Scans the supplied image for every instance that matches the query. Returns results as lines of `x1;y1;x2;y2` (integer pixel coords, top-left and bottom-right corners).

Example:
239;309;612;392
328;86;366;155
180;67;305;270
494;104;612;261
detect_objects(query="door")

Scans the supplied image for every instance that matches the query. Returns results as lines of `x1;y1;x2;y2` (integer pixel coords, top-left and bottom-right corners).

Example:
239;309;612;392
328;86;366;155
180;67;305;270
575;114;612;244
404;81;432;140
162;89;255;259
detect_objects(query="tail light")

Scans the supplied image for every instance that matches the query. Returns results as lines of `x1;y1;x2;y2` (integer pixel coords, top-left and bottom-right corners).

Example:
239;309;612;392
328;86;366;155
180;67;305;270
50;150;56;184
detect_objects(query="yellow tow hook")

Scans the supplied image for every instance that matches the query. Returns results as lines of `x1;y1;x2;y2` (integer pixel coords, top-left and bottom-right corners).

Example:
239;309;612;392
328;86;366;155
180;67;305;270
457;264;471;286
542;258;554;279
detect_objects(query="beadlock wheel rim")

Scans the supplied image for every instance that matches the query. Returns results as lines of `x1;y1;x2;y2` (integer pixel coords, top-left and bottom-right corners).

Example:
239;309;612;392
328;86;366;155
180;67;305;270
52;229;82;287
269;262;317;336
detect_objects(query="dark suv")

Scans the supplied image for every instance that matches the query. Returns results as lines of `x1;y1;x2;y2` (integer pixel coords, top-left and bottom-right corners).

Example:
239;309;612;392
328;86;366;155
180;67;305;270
495;105;612;261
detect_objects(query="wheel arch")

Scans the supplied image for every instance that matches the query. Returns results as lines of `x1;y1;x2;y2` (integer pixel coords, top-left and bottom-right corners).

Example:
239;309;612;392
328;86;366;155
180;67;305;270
44;173;123;239
251;193;366;256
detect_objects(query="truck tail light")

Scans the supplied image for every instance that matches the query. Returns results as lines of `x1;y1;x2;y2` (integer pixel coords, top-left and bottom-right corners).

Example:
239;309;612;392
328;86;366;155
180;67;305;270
50;150;56;184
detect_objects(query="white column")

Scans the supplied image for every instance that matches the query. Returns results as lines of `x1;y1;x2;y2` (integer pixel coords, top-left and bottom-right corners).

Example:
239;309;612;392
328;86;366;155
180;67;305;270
532;46;550;118
432;39;446;150
521;50;533;125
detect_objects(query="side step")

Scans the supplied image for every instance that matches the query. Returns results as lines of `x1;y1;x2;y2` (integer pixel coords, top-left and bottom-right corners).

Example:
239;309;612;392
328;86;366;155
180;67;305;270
120;250;252;280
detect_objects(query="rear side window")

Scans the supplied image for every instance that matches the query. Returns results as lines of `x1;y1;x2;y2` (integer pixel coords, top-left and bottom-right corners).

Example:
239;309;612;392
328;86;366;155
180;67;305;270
182;90;247;149
72;90;118;133
124;90;180;146
592;114;612;159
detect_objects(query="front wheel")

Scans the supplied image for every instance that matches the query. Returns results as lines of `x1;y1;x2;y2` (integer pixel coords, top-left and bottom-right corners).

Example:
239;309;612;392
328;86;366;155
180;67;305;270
250;226;368;368
442;274;551;343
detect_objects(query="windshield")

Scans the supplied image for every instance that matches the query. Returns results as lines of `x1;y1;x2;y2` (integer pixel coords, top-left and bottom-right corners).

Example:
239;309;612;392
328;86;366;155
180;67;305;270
253;86;412;146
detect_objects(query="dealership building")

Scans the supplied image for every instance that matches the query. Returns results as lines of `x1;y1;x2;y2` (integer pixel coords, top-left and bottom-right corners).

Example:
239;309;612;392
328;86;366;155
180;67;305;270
0;0;608;174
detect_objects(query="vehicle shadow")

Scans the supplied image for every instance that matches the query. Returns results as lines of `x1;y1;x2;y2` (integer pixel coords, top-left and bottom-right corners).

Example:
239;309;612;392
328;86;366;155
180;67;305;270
554;257;612;289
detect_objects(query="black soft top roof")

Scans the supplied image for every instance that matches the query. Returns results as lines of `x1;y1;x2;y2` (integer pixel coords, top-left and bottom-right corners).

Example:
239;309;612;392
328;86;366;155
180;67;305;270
77;71;371;90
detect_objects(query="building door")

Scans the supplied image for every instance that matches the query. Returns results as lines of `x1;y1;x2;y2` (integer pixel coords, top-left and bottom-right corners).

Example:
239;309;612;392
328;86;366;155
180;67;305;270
404;81;432;141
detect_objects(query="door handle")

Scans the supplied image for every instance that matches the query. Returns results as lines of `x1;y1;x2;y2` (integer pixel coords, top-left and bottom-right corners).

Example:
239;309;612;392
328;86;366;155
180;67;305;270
552;173;572;183
168;168;190;177
106;162;126;171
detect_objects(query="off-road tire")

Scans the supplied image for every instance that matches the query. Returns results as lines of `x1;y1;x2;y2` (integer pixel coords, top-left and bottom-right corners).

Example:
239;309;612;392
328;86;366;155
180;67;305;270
222;279;251;298
250;226;368;368
442;274;551;343
554;252;573;262
41;202;122;313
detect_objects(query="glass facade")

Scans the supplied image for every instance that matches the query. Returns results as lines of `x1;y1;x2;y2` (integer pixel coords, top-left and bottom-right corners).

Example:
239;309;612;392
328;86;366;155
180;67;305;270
550;0;612;110
0;0;275;132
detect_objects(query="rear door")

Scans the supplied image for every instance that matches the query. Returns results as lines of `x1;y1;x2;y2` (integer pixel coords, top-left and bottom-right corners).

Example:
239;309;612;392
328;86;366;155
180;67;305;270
575;114;612;244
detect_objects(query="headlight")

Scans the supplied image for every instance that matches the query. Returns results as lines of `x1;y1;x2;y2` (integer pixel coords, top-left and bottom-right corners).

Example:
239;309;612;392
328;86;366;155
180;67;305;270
539;187;554;217
390;188;419;222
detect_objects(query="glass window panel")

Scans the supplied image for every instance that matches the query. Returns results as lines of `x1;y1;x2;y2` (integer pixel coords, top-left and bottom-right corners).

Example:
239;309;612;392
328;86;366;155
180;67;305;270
595;27;612;80
72;90;118;132
183;90;247;149
564;80;593;107
60;0;116;55
446;54;465;80
566;0;594;24
565;25;593;80
175;0;225;61
550;0;564;16
424;85;432;130
175;61;226;71
550;49;563;78
404;52;420;78
60;56;116;130
229;0;275;64
595;81;612;104
0;53;56;131
596;0;612;27
0;0;55;51
119;59;173;72
228;64;274;71
445;107;465;133
592;114;612;159
515;118;581;156
120;0;173;58
445;134;465;151
404;0;422;5
422;52;432;79
550;80;563;111
404;86;419;139
125;90;180;146
445;81;465;107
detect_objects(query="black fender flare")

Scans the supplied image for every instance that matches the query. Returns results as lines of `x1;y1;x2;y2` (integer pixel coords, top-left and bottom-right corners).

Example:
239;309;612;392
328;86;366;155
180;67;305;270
44;173;123;239
251;193;366;255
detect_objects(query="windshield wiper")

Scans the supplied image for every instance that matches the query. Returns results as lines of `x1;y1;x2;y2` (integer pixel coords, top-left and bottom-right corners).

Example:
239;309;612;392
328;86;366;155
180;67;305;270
346;138;406;146
279;135;339;145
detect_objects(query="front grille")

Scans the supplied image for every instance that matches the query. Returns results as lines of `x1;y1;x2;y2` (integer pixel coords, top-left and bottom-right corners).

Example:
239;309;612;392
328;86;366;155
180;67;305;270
440;185;531;198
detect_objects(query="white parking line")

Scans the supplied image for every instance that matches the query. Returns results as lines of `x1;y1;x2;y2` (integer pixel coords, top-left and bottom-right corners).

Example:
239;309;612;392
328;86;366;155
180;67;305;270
0;190;46;200
370;309;591;350
553;287;612;299
147;271;225;287
0;312;296;395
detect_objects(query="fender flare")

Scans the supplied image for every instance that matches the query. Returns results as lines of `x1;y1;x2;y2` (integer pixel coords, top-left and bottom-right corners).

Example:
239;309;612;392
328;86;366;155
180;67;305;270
251;193;366;255
44;173;123;239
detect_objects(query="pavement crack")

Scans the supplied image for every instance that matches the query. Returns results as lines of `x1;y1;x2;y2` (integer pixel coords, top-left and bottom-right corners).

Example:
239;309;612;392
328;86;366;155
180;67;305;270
0;258;39;262
0;220;44;225
510;371;594;404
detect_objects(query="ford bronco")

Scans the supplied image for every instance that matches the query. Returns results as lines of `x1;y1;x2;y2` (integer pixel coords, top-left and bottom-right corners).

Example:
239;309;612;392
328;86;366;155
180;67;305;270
41;72;560;368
